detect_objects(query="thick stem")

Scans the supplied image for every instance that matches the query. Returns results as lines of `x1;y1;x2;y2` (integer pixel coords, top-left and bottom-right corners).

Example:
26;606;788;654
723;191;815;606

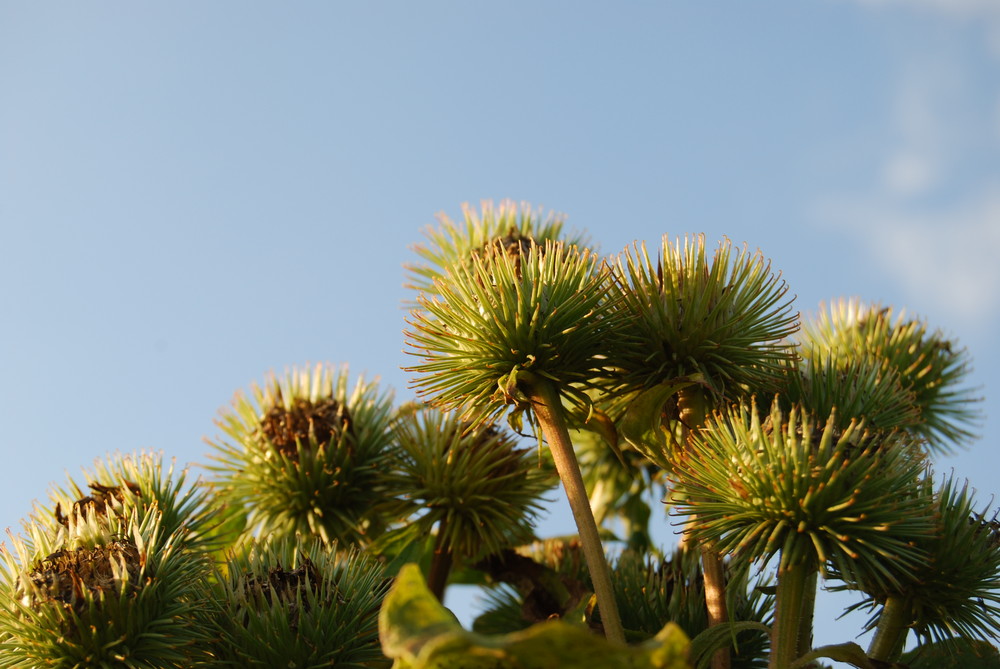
427;521;453;602
794;570;819;663
523;377;626;645
867;595;911;663
769;557;817;669
679;388;730;669
701;548;731;669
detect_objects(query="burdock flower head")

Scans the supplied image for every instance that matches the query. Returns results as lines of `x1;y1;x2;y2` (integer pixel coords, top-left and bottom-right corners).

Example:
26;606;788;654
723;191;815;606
781;348;921;435
798;299;981;453
670;399;931;588
406;199;586;299
382;406;555;598
612;234;797;400
609;234;798;469
405;239;618;427
207;363;396;545
0;504;213;667
839;476;1000;654
28;451;219;554
210;534;391;668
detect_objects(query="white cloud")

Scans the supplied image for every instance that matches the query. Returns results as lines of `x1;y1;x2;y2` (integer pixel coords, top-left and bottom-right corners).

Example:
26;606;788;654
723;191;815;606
816;5;1000;331
818;189;1000;325
883;153;936;196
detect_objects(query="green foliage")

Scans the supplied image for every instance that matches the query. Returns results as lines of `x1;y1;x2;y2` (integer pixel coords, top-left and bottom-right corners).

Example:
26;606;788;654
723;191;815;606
380;564;693;669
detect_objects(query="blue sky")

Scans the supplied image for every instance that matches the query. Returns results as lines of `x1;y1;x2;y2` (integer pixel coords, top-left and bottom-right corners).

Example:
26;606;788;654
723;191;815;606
2;1;999;659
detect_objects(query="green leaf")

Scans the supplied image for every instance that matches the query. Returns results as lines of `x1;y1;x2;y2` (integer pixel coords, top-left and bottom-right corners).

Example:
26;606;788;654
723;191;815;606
380;564;692;669
790;642;879;669
619;377;703;471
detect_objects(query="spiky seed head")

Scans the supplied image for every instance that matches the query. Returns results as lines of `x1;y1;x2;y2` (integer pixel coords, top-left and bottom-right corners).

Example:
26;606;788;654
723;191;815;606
210;535;390;668
0;505;214;667
29;451;221;554
405;240;621;429
799;299;981;453
837;476;1000;645
610;235;798;402
406;199;587;298
206;363;396;545
670;399;932;590
384;407;555;560
782;348;921;434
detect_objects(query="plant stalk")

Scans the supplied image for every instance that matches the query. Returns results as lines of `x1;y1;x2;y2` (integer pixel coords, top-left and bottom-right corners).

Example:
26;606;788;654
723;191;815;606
769;557;817;669
794;570;819;664
867;595;911;663
523;376;626;644
679;387;730;669
427;520;453;602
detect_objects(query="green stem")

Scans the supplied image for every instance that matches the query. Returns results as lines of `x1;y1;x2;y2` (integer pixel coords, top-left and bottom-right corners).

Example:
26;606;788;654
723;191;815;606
793;570;819;668
427;520;453;602
867;595;911;663
769;557;817;669
523;376;626;645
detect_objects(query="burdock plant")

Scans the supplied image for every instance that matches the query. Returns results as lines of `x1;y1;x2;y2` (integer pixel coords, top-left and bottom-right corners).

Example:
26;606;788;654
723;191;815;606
405;238;628;643
610;234;798;667
207;363;396;545
383;406;555;600
670;400;932;669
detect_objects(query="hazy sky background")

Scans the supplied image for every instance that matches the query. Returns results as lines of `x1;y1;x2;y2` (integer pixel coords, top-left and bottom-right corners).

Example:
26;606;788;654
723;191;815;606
2;2;999;661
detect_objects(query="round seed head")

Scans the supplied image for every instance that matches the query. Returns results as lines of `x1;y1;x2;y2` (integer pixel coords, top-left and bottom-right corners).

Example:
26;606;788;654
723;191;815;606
782;348;921;434
406;199;587;299
837;476;1000;645
0;505;213;666
671;399;932;589
206;363;396;545
405;240;621;428
29;451;220;554
384;407;555;560
611;234;798;401
210;535;390;668
799;299;981;453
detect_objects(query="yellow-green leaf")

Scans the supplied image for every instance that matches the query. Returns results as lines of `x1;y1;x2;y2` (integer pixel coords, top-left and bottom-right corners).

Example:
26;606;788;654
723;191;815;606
380;564;692;669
